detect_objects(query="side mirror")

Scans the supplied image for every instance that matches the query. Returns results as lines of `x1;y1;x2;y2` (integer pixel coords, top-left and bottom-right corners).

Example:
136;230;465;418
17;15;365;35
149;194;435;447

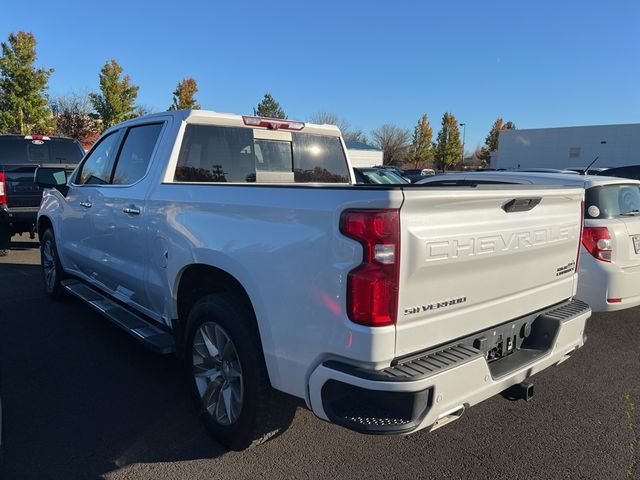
35;167;67;188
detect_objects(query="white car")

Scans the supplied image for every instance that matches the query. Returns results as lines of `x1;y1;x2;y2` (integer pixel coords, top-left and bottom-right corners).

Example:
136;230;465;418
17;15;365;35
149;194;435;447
418;171;640;312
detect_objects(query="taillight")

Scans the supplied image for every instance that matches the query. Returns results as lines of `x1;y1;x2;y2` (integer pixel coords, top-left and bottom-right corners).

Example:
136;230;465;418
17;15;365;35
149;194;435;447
582;226;612;262
340;209;400;327
0;172;6;205
242;115;304;130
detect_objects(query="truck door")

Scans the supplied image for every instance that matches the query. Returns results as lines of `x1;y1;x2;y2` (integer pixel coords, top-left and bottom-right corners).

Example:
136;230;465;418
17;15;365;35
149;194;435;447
61;129;123;276
86;122;164;318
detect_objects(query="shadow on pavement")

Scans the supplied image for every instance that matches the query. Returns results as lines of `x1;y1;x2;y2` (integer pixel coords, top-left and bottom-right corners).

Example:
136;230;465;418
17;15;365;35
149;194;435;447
0;261;228;479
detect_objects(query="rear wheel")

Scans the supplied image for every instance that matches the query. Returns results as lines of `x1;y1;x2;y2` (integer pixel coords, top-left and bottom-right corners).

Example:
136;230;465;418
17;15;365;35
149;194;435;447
40;228;67;300
185;294;295;450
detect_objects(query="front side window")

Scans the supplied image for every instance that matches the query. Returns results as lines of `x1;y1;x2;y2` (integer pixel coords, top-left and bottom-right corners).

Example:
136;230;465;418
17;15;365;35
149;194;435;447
112;124;163;185
174;125;350;184
75;131;121;185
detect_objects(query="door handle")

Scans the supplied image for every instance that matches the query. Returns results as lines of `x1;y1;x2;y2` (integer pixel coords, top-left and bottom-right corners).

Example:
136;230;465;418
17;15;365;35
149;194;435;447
123;206;141;215
79;201;92;208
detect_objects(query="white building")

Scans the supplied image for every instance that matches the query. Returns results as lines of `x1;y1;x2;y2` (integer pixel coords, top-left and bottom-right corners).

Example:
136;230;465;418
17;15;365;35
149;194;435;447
492;123;640;170
345;141;383;168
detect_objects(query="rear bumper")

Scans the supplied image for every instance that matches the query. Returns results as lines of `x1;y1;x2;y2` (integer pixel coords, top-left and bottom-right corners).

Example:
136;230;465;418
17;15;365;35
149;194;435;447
0;205;39;226
308;299;590;434
576;253;640;312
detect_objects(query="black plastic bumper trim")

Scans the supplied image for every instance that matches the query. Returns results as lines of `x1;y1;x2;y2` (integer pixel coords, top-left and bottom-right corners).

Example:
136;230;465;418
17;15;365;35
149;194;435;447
323;298;590;384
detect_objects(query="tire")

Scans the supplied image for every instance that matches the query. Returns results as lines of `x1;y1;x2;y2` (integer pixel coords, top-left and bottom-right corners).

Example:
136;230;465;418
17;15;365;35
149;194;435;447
185;293;296;450
40;228;68;300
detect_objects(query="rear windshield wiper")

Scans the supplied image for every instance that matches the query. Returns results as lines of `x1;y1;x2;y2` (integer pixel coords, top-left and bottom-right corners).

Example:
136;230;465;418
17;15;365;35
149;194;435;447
621;210;640;216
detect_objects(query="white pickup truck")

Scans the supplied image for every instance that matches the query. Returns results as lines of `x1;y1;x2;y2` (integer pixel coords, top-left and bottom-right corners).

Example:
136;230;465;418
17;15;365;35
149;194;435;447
35;110;590;450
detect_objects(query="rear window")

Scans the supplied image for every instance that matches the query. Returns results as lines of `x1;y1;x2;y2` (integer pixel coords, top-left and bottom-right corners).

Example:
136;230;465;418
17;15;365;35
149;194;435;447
585;184;640;219
0;137;83;164
355;169;408;184
174;125;350;184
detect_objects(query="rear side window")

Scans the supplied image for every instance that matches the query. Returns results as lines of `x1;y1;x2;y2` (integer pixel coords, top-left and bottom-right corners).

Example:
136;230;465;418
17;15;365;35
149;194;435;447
586;184;640;218
174;125;350;184
112;124;163;185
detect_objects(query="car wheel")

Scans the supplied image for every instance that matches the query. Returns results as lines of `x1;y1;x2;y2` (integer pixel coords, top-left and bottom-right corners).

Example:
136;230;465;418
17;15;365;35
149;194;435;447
40;228;68;300
185;293;295;450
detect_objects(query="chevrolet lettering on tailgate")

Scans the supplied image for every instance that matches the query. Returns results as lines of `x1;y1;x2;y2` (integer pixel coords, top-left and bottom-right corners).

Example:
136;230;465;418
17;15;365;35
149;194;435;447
425;223;578;261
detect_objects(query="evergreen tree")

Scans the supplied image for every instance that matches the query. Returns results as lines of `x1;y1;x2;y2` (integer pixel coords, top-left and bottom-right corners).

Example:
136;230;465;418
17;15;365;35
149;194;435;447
478;117;516;167
407;114;434;168
434;112;463;172
89;59;139;131
168;77;200;110
253;93;286;119
0;31;54;134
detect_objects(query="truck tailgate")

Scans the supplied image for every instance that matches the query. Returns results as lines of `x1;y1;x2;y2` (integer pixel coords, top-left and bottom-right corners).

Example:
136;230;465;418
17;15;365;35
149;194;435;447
396;185;583;357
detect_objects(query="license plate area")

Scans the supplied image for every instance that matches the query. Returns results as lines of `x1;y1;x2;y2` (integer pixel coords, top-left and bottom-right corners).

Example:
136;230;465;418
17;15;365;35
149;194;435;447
472;318;530;363
633;235;640;254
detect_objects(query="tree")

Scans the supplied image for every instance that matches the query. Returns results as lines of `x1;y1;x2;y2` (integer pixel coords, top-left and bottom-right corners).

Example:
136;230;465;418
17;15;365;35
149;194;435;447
478;117;516;167
371;124;410;165
434;112;463;172
407;114;434;168
89;59;139;131
0;31;54;134
168;77;200;110
308;111;367;143
253;93;286;119
50;92;99;146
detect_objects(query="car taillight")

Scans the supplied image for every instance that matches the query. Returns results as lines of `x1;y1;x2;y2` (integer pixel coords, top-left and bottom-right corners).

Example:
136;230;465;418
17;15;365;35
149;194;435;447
242;115;304;130
0;172;6;205
340;209;400;327
582;226;612;262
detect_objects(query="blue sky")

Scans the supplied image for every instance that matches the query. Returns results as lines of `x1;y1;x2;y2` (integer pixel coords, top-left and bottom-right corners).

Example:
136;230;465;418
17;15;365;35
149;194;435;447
2;0;639;150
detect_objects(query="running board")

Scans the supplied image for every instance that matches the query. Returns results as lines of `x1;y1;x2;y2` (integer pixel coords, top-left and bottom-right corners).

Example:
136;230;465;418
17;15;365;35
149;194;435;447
61;279;175;354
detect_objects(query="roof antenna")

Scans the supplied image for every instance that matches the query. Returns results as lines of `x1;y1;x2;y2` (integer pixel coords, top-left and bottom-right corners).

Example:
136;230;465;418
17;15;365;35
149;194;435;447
582;140;607;175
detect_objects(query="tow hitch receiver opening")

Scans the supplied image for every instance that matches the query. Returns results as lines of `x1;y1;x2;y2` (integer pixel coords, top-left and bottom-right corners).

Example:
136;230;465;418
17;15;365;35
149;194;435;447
502;381;534;402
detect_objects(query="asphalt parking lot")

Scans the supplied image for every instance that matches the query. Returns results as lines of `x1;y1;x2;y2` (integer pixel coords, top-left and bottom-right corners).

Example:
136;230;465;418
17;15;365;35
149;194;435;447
0;236;638;480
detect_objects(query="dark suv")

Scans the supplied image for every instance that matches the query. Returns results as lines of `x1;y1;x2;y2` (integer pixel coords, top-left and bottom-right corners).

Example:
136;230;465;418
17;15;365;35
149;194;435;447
597;165;640;180
0;135;84;255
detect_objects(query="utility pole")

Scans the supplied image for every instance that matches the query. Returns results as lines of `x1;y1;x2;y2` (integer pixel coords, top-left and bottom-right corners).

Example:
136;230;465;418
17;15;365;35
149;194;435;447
459;123;466;166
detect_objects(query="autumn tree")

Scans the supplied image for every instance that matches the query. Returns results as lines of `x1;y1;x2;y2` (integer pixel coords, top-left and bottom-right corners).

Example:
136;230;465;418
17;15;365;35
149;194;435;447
0;31;54;134
254;93;286;119
51;92;98;146
434;112;463;172
169;77;200;110
308;111;367;143
407;114;434;168
90;59;139;131
478;117;516;167
371;124;410;165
